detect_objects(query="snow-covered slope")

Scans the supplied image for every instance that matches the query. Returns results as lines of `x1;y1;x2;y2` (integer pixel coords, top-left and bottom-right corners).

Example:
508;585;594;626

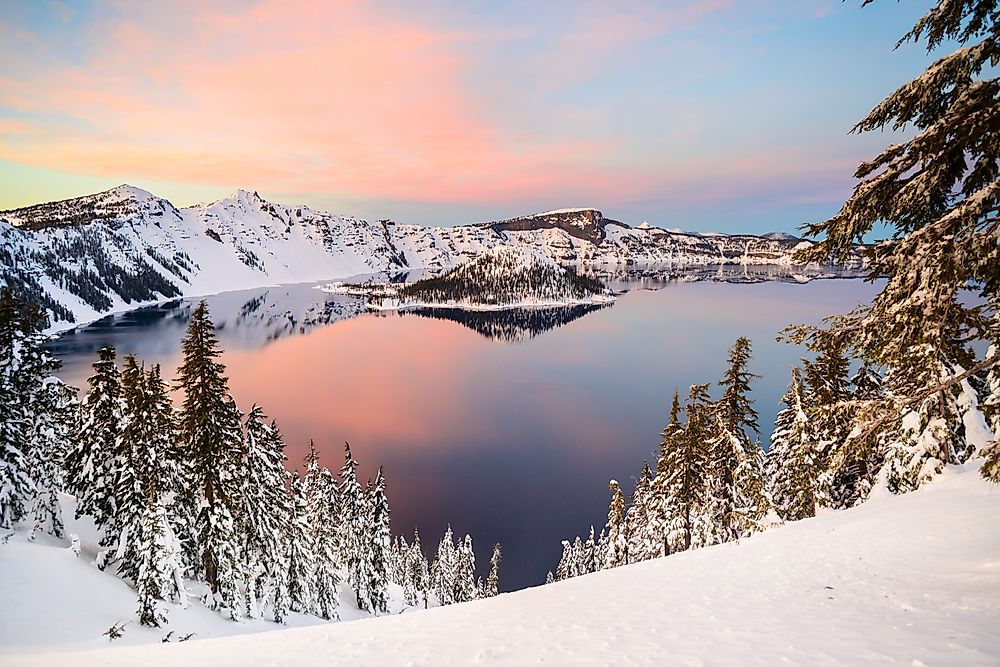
0;187;857;332
6;465;998;665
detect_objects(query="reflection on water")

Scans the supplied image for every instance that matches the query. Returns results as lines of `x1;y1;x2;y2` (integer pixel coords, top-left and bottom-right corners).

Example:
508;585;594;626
46;266;876;591
403;304;612;343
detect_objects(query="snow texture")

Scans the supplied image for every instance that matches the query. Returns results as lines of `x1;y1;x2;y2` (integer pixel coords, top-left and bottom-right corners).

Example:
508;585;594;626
4;464;998;665
0;185;859;334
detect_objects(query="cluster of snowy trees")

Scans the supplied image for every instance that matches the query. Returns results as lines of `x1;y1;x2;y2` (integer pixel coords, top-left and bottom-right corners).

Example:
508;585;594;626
0;295;502;628
553;337;775;580
395;245;607;306
0;288;76;536
553;0;1000;582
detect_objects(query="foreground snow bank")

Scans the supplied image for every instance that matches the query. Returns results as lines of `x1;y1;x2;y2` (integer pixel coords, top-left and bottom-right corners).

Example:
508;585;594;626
0;496;396;657
7;465;998;666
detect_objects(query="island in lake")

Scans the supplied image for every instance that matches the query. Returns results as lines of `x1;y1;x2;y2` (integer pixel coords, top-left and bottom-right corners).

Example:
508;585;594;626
323;246;617;312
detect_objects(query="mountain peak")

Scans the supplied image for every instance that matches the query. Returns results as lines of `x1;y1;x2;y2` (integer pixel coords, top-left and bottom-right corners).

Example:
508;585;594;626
102;183;158;203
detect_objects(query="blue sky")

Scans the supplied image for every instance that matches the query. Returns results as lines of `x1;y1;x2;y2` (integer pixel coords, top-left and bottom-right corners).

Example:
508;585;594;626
0;0;941;233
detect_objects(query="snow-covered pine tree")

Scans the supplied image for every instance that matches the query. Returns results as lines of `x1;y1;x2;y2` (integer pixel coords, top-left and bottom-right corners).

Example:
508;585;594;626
391;535;408;589
336;443;361;582
767;367;817;521
337;442;369;609
656;385;711;554
797;337;870;509
650;389;682;556
365;466;391;615
140;364;188;604
26;374;74;540
0;288;74;536
603;480;627;568
625;461;654;562
571;536;585;577
582;526;597;574
394;535;414;605
0;289;37;529
407;528;430;609
134;487;186;628
707;337;769;543
111;361;187;626
452;534;477;603
106;355;146;575
791;0;1000;488
485;543;501;597
241;407;292;622
174;301;245;616
286;472;316;615
555;539;572;581
545;571;554;585
594;525;609;570
301;442;341;620
882;340;970;493
64;345;122;529
432;525;456;605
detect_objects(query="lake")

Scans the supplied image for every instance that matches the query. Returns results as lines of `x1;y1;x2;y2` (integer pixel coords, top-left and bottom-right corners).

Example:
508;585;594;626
46;267;877;591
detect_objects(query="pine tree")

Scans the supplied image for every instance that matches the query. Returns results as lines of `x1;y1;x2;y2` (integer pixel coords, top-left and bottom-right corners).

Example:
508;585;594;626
174;301;245;616
432;525;456;605
0;293;33;528
650;389;683;556
707;337;768;543
452;534;477;603
800;337;872;509
134;490;186;628
625;461;655;562
545;571;555;585
659;384;712;553
337;442;368;609
582;526;597;574
391;535;408;589
242;408;292;622
603;480;627;568
365;466;391;615
767;368;818;521
791;0;1000;488
106;355;146;575
407;528;431;609
286;473;316;615
64;345;122;528
0;288;72;534
110;362;188;626
485;543;501;597
555;540;572;581
300;442;341;619
26;375;74;540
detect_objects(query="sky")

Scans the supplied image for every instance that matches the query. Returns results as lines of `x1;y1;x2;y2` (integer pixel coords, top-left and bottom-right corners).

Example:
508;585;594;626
0;0;941;233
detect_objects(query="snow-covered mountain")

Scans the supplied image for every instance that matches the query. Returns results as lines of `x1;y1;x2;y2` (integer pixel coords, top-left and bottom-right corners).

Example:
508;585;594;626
0;185;854;330
4;464;997;664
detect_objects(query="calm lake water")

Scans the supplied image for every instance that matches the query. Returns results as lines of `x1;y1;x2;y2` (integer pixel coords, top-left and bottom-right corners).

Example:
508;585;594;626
47;268;877;591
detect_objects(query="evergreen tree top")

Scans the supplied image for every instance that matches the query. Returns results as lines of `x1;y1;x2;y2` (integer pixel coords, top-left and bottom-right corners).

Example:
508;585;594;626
718;337;760;437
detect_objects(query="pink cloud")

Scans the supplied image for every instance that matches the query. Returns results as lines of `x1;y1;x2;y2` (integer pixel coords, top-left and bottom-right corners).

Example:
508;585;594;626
0;0;629;203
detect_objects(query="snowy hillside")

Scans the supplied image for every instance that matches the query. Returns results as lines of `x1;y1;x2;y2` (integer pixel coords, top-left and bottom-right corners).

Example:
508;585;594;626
5;464;997;665
362;246;615;310
0;186;856;332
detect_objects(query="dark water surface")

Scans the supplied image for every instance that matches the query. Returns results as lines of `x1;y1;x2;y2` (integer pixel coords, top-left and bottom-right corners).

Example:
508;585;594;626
47;269;876;591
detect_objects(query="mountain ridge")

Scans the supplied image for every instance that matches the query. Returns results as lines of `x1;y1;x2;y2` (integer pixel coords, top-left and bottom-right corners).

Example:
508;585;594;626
0;185;858;330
